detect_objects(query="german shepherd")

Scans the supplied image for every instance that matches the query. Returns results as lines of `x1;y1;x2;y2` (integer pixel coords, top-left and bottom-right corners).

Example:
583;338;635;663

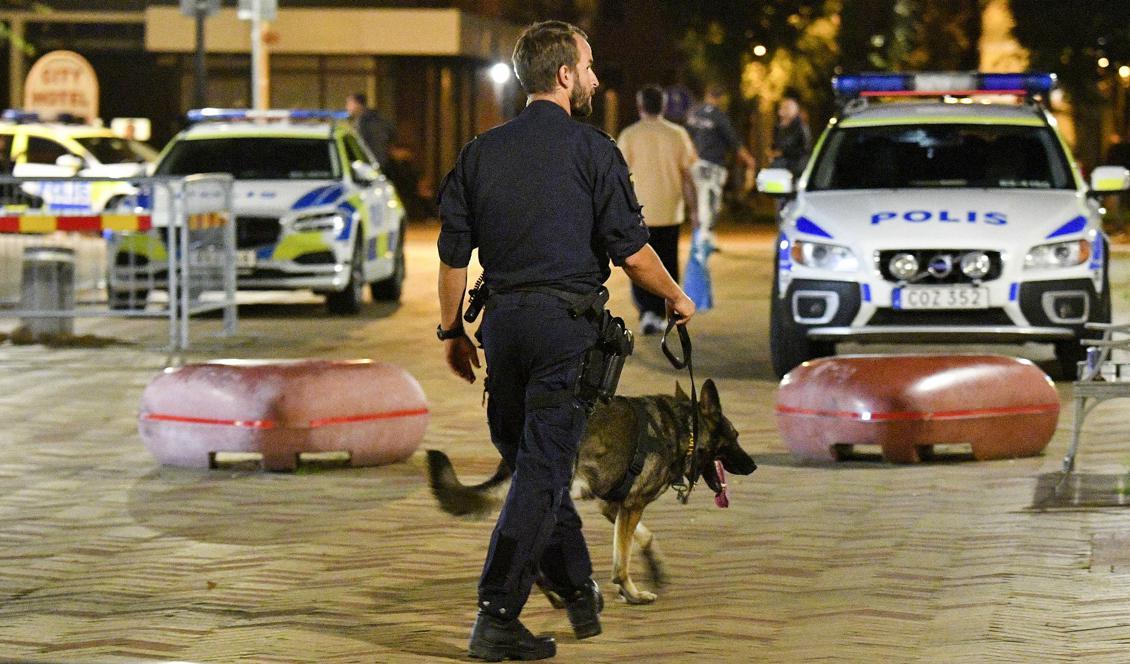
426;379;757;604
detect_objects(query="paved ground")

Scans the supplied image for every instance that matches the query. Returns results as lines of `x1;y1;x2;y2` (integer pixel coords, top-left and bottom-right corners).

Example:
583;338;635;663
3;223;1130;663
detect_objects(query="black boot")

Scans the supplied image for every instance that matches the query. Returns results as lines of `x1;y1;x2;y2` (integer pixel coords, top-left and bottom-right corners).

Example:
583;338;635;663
468;611;556;661
563;579;603;639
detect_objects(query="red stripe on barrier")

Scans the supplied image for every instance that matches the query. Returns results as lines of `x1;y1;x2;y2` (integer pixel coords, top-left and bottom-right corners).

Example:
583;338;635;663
0;214;155;233
774;403;1059;422
54;216;102;232
307;407;430;428
141;413;276;429
141;406;429;430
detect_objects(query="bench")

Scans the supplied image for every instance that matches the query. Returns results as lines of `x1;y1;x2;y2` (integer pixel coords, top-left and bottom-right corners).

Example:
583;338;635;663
1063;323;1130;473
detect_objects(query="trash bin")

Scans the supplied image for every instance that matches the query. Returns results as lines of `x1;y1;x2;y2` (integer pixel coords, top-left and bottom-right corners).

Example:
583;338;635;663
19;245;75;338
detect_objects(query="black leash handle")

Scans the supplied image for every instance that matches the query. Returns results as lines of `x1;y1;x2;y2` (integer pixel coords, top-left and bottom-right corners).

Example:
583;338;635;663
661;318;692;371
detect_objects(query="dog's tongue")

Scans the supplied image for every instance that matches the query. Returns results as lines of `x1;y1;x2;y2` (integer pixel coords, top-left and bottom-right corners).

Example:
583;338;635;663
713;460;729;508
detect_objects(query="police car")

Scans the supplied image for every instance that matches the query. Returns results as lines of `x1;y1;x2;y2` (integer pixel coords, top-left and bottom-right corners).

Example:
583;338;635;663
0;110;157;211
110;109;406;314
757;73;1130;378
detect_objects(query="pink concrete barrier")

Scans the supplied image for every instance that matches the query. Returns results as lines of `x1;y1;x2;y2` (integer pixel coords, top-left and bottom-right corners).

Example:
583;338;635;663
139;359;429;471
775;354;1059;463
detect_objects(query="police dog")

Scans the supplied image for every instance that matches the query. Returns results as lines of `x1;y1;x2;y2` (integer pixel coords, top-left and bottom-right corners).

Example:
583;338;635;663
426;379;756;604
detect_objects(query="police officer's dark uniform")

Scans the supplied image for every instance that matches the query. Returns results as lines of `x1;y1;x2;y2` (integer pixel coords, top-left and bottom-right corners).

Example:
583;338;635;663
438;99;649;656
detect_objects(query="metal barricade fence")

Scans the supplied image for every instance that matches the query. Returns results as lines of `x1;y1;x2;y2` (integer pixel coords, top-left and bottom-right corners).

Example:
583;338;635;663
0;174;236;351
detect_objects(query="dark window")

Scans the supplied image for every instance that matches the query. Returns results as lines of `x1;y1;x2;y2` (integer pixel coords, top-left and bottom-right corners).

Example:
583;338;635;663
808;123;1073;191
74;136;158;165
25;137;71;165
155;137;340;179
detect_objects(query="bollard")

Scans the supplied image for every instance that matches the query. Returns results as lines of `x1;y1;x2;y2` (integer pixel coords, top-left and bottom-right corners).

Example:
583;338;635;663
19;245;75;339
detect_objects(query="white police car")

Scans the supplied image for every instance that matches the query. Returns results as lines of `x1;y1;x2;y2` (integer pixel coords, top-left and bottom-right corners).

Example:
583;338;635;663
757;73;1130;378
0;110;157;211
110;109;406;314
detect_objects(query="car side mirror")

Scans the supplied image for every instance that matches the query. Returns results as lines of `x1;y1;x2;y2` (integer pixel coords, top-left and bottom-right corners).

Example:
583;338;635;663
55;153;84;173
1090;165;1130;194
756;167;795;196
352;160;380;184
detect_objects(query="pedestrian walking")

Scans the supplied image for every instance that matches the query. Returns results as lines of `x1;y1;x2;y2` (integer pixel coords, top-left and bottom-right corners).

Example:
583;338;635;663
769;89;812;179
436;20;696;661
618;85;698;335
685;84;756;248
345;92;395;171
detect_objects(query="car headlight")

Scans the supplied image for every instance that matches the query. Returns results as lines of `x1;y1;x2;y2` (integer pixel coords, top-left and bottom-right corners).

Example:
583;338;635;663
1024;239;1090;269
292;212;346;234
959;251;991;279
888;252;919;280
791;239;859;272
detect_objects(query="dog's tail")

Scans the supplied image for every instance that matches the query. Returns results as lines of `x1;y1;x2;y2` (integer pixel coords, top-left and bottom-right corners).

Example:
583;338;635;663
425;449;511;517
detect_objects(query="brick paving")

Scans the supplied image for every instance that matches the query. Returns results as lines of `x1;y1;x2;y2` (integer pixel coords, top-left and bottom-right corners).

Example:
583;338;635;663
2;223;1130;663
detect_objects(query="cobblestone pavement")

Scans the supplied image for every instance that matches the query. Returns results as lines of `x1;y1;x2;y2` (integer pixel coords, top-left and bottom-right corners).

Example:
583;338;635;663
3;223;1130;663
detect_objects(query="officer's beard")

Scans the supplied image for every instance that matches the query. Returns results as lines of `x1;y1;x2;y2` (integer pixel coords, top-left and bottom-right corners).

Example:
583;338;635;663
570;79;593;118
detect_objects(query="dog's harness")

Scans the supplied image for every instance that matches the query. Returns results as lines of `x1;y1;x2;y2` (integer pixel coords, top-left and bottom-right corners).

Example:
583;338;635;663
597;399;664;503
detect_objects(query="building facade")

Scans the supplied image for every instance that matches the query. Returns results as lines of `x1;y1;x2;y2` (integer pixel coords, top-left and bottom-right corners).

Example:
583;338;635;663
0;1;525;215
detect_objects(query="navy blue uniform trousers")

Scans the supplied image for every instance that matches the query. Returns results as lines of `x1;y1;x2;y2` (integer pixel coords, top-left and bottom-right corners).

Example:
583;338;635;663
477;292;598;618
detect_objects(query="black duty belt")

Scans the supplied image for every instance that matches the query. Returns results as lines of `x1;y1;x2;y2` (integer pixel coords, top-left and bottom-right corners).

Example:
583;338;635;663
490;285;609;320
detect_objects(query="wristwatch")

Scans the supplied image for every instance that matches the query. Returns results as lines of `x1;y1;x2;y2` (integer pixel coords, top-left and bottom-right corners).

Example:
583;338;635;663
436;323;465;341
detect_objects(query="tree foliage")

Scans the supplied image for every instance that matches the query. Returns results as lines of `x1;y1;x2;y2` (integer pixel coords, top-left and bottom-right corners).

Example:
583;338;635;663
1010;0;1130;105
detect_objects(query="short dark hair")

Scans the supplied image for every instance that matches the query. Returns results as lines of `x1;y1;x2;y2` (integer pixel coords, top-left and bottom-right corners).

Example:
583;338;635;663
512;20;588;95
637;85;666;115
348;92;367;106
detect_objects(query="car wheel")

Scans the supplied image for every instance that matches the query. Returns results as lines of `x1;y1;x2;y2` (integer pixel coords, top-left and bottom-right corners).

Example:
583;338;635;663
1054;241;1111;380
769;259;833;379
326;240;364;315
370;223;406;302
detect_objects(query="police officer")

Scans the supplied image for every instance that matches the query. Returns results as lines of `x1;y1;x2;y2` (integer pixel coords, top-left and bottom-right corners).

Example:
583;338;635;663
436;20;695;662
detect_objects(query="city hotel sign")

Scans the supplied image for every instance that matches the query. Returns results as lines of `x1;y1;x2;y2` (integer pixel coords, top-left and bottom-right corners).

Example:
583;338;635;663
24;50;99;122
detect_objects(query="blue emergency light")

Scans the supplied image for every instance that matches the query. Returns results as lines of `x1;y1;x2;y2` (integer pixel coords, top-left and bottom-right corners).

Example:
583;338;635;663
833;72;1057;99
1;109;41;123
186;108;350;123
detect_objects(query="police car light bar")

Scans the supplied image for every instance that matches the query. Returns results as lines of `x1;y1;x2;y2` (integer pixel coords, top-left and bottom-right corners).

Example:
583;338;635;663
186;108;350;123
833;72;1057;99
1;109;41;123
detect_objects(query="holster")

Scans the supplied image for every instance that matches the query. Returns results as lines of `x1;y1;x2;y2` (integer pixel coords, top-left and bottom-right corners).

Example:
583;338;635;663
575;309;634;410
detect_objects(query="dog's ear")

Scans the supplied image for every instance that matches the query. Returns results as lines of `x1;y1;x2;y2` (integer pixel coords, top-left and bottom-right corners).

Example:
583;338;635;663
674;382;689;402
700;379;721;416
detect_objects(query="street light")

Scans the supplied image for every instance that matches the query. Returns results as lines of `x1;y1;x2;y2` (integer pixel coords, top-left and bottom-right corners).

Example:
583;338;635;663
489;62;512;85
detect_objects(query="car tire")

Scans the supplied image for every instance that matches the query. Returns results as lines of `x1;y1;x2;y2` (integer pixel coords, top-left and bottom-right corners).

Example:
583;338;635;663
370;222;405;302
1054;241;1112;380
326;240;364;315
769;260;833;379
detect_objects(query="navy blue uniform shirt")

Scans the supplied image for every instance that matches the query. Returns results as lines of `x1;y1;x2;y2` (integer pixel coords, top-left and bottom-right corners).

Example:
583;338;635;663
685;103;740;166
437;100;650;294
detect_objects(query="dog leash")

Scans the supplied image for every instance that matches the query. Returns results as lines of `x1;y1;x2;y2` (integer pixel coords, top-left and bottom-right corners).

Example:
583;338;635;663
661;318;729;508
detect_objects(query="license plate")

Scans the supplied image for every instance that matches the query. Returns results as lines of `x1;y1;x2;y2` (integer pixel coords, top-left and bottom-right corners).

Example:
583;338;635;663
236;250;257;269
896;286;988;310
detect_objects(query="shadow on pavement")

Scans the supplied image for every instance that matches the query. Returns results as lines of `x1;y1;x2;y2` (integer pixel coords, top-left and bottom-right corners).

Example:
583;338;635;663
127;463;420;545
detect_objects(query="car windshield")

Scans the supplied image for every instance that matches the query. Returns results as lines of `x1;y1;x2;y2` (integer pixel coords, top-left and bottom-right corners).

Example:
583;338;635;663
74;136;159;164
155;137;339;179
807;123;1073;191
